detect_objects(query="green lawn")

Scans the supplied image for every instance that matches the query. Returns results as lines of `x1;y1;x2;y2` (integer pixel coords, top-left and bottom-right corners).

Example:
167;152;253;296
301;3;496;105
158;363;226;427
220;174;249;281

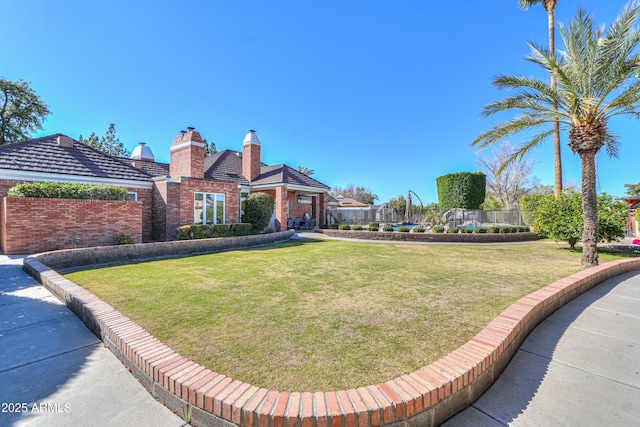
65;239;624;391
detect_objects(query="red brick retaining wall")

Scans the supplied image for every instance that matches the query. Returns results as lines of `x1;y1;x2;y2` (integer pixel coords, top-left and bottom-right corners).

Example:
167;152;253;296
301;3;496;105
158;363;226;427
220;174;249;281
1;197;142;254
22;238;640;427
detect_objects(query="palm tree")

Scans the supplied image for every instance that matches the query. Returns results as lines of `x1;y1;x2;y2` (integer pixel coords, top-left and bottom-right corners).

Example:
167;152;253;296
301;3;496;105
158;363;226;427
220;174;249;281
519;0;563;197
296;166;315;176
472;3;640;267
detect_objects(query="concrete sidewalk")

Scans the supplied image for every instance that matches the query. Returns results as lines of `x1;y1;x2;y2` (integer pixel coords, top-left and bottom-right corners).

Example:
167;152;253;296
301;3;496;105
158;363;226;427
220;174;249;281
444;270;640;426
0;255;185;427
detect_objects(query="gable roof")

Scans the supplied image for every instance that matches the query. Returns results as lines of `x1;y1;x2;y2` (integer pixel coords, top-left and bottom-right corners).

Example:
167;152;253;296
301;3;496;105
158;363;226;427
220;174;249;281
204;150;250;185
337;197;368;207
0;134;152;182
1;134;330;192
204;149;329;190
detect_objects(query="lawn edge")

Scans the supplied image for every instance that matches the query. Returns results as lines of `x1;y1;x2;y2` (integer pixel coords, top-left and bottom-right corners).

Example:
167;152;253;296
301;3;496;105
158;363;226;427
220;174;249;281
23;236;640;427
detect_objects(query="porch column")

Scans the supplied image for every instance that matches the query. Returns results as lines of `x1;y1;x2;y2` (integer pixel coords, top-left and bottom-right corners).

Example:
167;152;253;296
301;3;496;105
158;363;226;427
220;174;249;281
275;186;288;231
314;192;327;227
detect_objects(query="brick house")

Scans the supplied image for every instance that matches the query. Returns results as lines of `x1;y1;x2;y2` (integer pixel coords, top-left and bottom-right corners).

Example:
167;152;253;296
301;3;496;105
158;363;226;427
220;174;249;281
0;129;329;252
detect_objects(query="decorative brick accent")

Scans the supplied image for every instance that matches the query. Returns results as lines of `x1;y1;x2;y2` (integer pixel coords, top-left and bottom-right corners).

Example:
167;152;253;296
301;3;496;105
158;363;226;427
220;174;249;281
169;129;205;181
22;238;640;427
1;197;142;254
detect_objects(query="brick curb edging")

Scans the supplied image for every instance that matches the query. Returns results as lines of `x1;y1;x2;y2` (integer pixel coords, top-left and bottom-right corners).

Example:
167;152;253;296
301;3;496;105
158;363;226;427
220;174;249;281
22;242;640;427
320;229;540;243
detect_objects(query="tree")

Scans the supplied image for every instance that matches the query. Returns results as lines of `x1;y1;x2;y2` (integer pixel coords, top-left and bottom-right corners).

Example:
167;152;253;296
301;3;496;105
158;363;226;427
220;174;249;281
472;4;640;267
296;166;315;176
330;184;378;205
476;142;538;209
531;191;626;248
203;138;217;157
519;0;562;197
624;182;640;197
0;78;51;146
79;123;130;157
388;195;406;214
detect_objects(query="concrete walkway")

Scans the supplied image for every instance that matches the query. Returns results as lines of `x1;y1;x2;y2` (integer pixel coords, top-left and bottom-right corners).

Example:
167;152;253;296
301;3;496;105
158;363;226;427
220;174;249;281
443;269;640;426
0;255;186;427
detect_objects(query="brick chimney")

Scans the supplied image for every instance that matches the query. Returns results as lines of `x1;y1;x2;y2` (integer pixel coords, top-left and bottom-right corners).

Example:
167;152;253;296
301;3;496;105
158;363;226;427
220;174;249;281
242;130;261;182
170;128;204;181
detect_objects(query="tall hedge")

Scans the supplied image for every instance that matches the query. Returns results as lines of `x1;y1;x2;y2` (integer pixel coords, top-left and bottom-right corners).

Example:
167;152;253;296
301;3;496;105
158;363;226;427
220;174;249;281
436;172;486;209
8;182;128;200
244;193;275;233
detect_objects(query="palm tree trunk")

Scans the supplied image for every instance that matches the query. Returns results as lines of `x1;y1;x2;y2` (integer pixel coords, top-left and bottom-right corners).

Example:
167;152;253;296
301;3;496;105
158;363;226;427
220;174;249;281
579;150;599;267
548;4;563;198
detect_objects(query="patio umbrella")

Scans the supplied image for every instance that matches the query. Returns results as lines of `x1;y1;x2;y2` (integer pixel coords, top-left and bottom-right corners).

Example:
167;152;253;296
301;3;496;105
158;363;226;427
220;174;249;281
406;191;412;222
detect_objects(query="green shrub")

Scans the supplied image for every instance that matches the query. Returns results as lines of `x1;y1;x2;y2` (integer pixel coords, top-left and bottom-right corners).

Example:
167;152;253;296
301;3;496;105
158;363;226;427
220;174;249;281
461;228;473;233
436;172;486;209
382;226;394;232
177;225;192;240
113;234;135;245
474;227;488;233
519;194;553;226
369;222;380;228
487;226;500;234
412;226;425;233
432;226;445;233
447;227;459;234
244;193;275;233
231;223;252;236
321;224;329;229
338;225;351;230
352;225;363;231
397;226;410;232
519;226;530;232
369;226;379;232
501;226;515;233
330;224;339;229
8;182;128;200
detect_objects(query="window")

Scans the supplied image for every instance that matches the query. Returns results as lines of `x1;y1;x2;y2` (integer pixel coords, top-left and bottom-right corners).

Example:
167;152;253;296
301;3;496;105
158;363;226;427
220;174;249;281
194;192;225;224
126;192;138;201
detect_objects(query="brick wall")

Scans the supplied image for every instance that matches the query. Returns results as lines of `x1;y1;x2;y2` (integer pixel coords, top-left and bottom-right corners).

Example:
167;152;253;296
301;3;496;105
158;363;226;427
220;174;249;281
1;197;142;254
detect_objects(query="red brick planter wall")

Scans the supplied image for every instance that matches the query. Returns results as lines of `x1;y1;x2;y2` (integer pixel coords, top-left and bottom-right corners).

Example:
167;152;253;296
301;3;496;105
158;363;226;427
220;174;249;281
22;237;640;427
1;197;142;254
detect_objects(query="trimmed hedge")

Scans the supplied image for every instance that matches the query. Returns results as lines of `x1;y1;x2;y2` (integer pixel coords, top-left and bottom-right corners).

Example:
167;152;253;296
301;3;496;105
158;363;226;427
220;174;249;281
412;226;425;233
352;225;363;231
447;227;459;234
369;226;379;232
436;172;486;209
382;226;394;232
338;225;351;230
432;226;445;233
113;234;135;245
244;193;275;233
397;226;410;232
8;182;128;200
177;223;253;240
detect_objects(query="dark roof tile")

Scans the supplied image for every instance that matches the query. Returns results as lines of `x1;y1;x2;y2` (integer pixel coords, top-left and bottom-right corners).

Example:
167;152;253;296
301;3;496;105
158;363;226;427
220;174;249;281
0;134;152;181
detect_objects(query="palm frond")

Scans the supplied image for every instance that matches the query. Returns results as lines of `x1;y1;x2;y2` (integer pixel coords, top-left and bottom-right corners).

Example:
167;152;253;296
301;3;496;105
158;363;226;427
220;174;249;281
602;132;620;158
472;115;551;150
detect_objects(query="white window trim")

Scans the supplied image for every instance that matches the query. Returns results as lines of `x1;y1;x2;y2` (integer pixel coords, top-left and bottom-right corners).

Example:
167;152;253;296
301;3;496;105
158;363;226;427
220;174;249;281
194;192;226;225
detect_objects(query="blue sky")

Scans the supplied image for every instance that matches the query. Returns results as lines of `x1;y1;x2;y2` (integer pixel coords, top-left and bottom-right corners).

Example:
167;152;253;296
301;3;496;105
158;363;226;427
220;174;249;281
2;0;637;204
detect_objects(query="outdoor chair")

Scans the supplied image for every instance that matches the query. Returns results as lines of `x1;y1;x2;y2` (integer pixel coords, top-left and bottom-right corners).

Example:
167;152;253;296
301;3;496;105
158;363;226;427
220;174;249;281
287;219;295;229
293;218;302;230
300;219;311;230
309;218;316;229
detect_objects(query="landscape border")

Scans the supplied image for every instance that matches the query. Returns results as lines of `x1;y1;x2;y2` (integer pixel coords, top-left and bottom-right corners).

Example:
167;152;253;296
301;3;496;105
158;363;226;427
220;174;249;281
22;232;640;426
